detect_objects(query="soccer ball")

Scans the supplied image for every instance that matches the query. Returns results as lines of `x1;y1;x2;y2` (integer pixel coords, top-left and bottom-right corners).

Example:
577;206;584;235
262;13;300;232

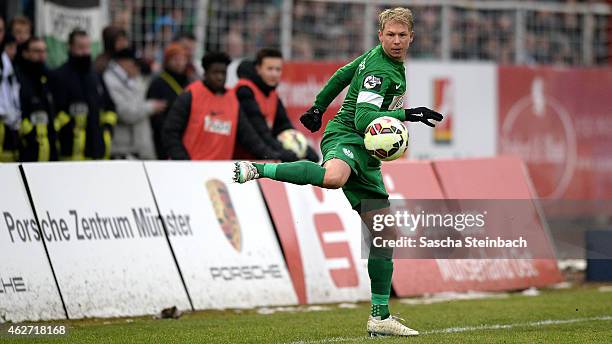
364;116;408;161
277;129;308;158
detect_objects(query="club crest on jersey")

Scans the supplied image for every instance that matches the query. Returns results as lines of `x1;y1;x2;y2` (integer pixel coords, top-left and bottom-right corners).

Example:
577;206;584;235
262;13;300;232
363;75;383;91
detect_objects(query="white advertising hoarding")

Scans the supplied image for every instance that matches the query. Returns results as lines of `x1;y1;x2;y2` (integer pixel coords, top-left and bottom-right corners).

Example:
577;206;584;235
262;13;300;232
405;61;497;159
259;180;371;304
21;162;191;318
144;161;297;309
287;186;370;303
0;164;65;322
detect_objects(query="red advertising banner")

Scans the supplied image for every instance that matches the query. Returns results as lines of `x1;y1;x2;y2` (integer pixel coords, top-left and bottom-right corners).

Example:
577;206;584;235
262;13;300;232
498;66;612;199
383;159;561;296
431;157;563;292
278;61;346;145
261;159;562;299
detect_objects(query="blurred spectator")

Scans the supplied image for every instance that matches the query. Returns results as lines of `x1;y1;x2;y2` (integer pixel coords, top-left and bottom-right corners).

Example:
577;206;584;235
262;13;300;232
9;15;32;66
162;51;237;160
173;32;200;81
53;29;117;160
0;17;20;162
112;0;607;66
3;32;17;61
9;15;31;45
225;28;244;59
162;51;276;160
0;17;5;46
17;37;58;161
146;43;189;160
233;48;318;162
205;0;281;59
103;48;166;159
94;26;129;74
410;6;440;59
291;34;314;60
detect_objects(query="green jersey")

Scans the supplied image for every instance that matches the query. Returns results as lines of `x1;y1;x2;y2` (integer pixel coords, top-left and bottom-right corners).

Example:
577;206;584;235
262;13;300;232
314;44;406;144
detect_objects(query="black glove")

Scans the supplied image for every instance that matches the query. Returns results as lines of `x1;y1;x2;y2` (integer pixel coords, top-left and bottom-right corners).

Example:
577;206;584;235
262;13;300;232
299;106;324;133
278;149;300;162
305;146;320;163
404;107;444;127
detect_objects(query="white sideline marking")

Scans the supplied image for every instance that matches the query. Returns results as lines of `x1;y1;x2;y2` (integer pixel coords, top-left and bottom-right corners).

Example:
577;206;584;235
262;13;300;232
281;315;612;344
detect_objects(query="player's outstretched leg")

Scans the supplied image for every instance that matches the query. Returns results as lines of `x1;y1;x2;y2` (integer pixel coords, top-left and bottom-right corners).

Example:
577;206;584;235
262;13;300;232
233;161;326;186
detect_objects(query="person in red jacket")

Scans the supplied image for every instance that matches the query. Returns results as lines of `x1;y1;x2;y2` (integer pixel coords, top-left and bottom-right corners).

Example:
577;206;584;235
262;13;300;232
162;51;283;160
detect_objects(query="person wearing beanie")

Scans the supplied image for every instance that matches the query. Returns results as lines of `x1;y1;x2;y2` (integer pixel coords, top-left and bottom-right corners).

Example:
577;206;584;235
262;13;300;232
146;42;189;159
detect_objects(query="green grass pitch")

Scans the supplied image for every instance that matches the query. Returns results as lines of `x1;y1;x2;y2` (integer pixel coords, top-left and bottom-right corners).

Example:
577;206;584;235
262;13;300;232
3;285;611;343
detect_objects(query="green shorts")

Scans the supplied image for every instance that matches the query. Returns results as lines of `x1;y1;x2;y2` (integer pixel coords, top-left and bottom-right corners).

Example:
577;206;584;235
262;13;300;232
320;131;389;213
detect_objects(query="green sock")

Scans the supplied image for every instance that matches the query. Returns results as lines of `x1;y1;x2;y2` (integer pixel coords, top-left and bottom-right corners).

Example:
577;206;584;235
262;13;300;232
368;256;393;320
371;303;390;319
253;161;325;186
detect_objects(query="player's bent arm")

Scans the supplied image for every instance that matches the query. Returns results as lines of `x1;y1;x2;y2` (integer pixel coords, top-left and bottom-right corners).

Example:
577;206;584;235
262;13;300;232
354;103;404;133
162;92;191;160
313;50;369;111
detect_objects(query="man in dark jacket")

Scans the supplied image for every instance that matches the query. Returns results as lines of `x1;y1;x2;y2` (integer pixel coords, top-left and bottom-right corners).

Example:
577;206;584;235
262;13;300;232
53;29;117;160
234;48;318;162
146;42;189;159
16;36;58;161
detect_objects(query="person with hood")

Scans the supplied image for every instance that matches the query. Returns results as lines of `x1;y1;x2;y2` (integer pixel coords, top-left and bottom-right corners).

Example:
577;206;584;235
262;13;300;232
53;29;117;160
146;42;189;159
233;47;318;162
0;18;20;161
16;36;58;161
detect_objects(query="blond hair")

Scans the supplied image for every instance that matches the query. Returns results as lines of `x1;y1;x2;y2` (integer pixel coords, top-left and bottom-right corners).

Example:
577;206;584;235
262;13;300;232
378;7;414;32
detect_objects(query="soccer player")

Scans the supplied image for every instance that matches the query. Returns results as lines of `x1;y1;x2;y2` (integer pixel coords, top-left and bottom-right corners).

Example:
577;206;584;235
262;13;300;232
233;7;443;336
